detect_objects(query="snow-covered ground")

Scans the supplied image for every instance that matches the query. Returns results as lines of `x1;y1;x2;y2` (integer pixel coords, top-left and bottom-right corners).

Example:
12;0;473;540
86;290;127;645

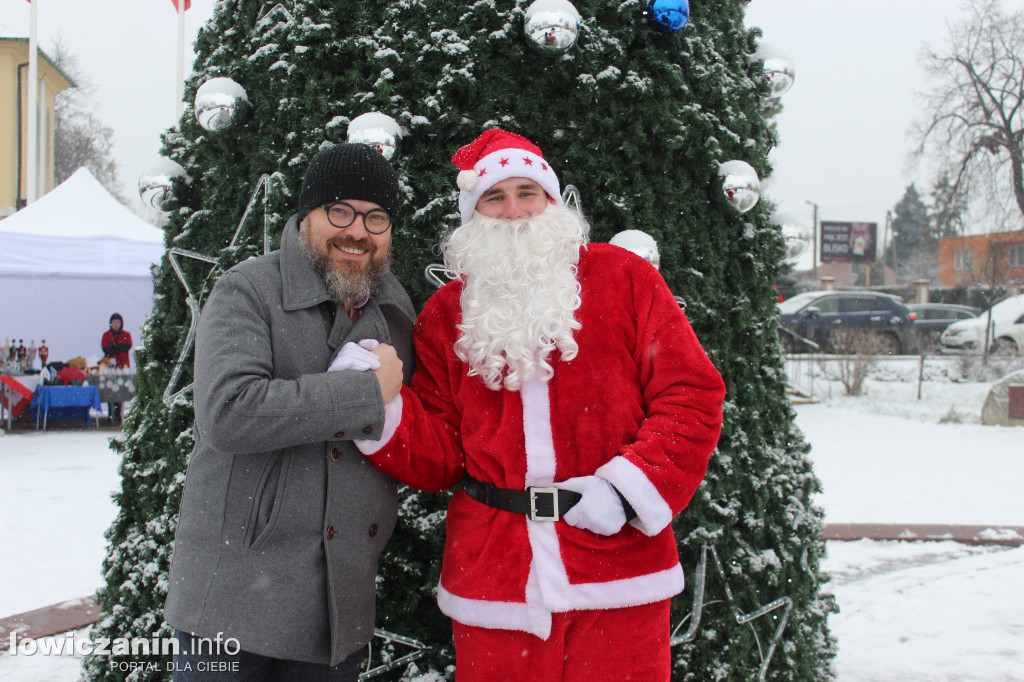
1;355;1022;680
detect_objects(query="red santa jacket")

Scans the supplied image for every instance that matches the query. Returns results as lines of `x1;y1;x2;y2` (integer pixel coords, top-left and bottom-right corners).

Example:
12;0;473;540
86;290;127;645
362;244;725;639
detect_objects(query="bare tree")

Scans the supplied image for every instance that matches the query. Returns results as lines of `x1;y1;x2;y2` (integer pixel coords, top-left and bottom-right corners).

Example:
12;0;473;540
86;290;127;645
817;329;886;396
913;0;1024;227
50;37;126;203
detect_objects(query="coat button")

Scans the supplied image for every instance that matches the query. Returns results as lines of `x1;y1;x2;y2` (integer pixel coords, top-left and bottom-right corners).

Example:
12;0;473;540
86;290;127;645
362;426;373;435
368;524;379;537
326;525;335;540
334;431;345;439
330;447;340;461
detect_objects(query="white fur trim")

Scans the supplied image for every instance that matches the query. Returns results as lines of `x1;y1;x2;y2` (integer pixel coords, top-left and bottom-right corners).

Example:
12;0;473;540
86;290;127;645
563;563;684;610
457;169;478;191
527;518;573;611
521;377;556;486
354;393;403;455
595;455;674;536
438;584;552;639
436;563;684;637
457;149;562;224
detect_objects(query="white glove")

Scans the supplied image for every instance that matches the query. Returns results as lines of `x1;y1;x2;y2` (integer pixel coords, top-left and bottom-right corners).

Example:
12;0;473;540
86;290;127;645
328;339;381;372
554;475;627;536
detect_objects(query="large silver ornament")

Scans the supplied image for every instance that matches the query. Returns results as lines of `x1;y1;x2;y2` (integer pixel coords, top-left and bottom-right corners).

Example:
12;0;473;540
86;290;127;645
138;159;190;212
610;230;661;270
719;160;760;213
774;214;812;263
524;0;582;54
347;112;402;161
194;76;250;133
754;44;795;97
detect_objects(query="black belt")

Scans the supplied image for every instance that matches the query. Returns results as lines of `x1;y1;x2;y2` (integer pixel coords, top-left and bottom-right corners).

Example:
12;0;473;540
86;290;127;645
462;474;582;522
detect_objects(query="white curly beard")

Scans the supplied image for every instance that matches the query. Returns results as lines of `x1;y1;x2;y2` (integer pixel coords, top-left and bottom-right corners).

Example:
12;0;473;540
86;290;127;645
441;203;589;391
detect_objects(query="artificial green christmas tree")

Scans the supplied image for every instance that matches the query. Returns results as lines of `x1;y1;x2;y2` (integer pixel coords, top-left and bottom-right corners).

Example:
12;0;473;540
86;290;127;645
85;1;835;680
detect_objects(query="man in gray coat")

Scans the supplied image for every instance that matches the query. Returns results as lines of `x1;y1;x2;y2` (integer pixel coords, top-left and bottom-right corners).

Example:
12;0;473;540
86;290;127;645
165;143;415;681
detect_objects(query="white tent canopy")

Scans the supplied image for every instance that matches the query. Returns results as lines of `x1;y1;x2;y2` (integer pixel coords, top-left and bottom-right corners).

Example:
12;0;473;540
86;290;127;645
1;168;165;365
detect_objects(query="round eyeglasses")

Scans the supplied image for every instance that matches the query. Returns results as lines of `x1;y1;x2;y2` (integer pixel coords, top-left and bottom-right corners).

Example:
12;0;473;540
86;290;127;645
322;201;393;234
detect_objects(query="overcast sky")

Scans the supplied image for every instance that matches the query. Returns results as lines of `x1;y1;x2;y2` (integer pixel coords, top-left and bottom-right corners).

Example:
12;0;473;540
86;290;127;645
4;0;1022;264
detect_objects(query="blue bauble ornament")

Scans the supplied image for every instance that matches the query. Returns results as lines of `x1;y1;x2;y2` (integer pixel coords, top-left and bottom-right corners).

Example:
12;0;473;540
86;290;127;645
644;0;689;33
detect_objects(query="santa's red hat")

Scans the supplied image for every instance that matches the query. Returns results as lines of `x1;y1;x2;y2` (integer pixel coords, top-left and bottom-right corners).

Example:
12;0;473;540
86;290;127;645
451;129;562;223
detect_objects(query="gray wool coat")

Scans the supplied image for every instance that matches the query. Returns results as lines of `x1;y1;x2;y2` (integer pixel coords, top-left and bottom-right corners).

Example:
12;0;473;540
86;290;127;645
164;215;416;666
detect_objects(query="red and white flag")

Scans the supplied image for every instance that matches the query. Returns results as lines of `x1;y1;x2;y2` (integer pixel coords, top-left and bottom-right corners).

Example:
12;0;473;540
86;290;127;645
170;0;192;9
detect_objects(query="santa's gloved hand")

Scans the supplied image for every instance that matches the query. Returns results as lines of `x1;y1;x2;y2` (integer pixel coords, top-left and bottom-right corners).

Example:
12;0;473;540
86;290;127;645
554;475;627;536
328;340;382;372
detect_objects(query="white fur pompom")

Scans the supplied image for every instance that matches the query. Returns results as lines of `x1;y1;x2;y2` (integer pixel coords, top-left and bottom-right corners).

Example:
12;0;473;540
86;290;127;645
457;169;478;191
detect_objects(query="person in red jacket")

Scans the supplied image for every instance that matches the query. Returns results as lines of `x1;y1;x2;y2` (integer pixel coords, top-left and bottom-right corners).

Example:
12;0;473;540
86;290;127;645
101;312;132;423
347;129;726;681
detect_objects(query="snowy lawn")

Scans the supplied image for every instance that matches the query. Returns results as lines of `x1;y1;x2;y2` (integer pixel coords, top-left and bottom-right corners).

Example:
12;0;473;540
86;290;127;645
0;430;121;615
1;355;1022;680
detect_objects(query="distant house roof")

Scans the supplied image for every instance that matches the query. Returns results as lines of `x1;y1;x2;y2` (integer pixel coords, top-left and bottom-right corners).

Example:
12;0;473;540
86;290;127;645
0;37;76;88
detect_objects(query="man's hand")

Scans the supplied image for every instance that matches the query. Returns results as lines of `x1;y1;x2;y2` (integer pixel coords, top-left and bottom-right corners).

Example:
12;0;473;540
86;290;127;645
555;476;628;536
368;341;403;403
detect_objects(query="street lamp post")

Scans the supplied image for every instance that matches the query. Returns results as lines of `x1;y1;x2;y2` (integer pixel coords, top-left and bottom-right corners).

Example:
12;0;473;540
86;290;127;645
805;200;818;280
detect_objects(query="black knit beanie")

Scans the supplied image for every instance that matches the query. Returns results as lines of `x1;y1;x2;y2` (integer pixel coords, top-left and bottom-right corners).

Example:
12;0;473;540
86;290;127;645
109;313;123;325
297;143;400;223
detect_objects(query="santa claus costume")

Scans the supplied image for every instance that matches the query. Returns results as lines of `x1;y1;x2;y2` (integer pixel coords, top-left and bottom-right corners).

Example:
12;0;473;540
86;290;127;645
357;130;725;680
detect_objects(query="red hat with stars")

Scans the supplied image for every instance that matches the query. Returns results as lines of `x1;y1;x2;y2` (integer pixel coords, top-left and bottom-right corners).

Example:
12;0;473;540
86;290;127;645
452;128;563;223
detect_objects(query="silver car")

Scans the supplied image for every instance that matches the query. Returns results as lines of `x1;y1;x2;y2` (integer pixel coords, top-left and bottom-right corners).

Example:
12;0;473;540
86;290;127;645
940;294;1024;355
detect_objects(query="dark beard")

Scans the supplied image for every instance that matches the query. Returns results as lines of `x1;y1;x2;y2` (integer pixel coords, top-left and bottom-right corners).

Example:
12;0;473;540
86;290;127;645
300;230;391;303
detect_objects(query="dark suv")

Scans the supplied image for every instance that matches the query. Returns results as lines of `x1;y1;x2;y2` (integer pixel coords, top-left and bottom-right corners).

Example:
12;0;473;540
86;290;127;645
778;290;917;355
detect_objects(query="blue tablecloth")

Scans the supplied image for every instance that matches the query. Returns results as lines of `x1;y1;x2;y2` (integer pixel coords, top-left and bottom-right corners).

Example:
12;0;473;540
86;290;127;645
30;385;102;427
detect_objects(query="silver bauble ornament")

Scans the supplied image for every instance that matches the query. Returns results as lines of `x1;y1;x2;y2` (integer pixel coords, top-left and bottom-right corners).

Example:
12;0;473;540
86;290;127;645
138;159;190;212
610;230;661;270
754;44;795;96
194;77;249;133
774;214;812;263
347;112;403;161
718;160;760;213
524;0;581;54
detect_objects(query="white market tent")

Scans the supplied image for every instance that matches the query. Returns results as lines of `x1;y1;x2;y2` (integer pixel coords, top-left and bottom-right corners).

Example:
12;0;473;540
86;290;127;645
0;168;165;365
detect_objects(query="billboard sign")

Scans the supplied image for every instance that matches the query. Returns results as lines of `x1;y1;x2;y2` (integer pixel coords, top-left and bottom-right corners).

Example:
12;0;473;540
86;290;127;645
820;221;877;263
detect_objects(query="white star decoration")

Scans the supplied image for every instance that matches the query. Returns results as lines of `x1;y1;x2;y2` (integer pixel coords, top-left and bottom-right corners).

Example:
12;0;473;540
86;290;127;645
163;173;274;407
671;544;794;682
360;628;429;679
561;183;581;212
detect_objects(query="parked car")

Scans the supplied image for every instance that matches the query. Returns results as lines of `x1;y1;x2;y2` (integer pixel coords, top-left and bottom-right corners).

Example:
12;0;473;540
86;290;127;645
778;290;917;355
907;303;981;352
940;293;1024;355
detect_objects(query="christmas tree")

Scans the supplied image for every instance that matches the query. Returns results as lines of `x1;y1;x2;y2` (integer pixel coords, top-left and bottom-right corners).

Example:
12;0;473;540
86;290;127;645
85;1;836;679
884;184;937;282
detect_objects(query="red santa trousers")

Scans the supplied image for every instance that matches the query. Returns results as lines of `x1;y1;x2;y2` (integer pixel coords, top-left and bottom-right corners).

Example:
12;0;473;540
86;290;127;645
452;599;672;681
